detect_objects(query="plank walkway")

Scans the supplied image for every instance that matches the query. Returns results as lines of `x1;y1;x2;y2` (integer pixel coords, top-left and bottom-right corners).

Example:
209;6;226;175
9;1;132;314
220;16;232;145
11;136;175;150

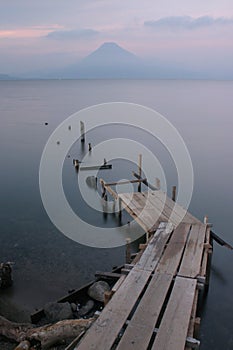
75;189;212;350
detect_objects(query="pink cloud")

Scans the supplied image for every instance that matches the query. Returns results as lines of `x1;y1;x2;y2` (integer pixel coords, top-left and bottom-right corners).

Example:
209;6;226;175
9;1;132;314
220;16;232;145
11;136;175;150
0;25;63;39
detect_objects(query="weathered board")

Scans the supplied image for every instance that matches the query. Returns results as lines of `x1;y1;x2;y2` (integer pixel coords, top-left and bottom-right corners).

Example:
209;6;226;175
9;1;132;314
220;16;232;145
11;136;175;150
118;190;200;234
116;273;173;350
116;223;191;350
151;276;197;350
135;222;173;272
178;224;206;278
76;268;151;350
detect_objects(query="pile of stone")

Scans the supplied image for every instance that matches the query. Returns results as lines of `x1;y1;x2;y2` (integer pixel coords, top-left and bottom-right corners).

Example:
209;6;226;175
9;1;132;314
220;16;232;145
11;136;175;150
43;280;110;323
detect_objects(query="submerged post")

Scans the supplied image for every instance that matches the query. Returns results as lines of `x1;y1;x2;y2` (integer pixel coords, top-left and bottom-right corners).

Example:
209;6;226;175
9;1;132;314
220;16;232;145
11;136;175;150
118;198;122;220
172;186;176;202
80;121;85;143
138;154;142;192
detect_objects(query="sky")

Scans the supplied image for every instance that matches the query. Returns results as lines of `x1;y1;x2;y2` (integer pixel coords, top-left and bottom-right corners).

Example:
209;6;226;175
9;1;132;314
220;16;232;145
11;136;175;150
1;0;233;77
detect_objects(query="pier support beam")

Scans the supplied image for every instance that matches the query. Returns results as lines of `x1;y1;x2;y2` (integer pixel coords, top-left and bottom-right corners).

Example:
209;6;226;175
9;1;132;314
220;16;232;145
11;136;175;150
172;186;176;202
80;121;85;143
138;154;142;192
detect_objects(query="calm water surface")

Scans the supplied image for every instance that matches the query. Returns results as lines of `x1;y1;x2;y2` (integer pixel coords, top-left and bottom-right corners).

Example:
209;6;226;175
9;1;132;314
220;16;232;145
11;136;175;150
0;80;233;349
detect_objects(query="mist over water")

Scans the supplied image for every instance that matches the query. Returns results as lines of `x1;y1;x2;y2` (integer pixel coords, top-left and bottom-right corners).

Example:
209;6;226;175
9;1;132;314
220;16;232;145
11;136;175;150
0;80;233;349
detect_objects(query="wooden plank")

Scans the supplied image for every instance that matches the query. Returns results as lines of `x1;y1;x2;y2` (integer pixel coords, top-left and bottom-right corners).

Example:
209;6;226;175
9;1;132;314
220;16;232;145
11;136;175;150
146;192;183;227
210;230;233;249
94;271;122;279
159;196;189;226
151;276;197;350
105;178;147;187
118;190;200;235
118;193;162;234
178;224;206;278
100;179;118;199
200;226;211;277
76;268;151;350
116;224;191;350
134;192;153;208
163;193;201;225
155;223;191;275
119;203;150;233
124;191;172;232
111;275;126;293
140;192;166;212
153;330;200;350
80;164;112;171
135;222;173;272
185;288;199;350
119;193;140;208
116;273;173;350
149;190;200;225
132;171;157;190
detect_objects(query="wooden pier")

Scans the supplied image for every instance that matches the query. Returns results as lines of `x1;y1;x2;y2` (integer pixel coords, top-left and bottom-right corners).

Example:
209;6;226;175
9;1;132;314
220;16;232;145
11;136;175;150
74;180;214;350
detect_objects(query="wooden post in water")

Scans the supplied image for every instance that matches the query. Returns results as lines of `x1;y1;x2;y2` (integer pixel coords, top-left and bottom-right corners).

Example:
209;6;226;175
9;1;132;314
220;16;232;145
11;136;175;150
118;198;122;220
203;215;213;294
172;186;176;202
138;154;142;192
80;121;85;143
125;238;131;264
101;181;106;198
156;177;161;190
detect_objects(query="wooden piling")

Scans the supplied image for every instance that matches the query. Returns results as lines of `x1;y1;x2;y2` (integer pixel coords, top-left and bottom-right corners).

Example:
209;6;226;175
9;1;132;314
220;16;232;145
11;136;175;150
80;121;85;143
205;224;213;293
172;186;176;202
133;172;157;191
138;154;142;192
118;198;122;219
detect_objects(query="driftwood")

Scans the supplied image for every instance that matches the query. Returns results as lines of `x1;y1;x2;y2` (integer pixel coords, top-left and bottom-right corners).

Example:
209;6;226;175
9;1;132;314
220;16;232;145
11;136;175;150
0;315;94;349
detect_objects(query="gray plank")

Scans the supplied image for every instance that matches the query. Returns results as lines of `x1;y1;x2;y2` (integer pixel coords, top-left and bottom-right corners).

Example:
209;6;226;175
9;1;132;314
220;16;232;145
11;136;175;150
156;223;191;275
116;224;191;350
135;222;173;272
178;224;206;278
151;276;197;350
116;273;173;350
76;268;151;350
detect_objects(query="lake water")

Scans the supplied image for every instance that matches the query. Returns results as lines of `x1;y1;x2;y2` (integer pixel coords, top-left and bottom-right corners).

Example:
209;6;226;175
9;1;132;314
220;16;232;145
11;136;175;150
0;80;233;349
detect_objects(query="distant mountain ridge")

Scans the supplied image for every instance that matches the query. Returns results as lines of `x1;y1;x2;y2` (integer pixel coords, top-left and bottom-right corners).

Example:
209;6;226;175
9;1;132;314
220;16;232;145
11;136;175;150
0;73;18;80
62;42;144;79
82;42;139;65
55;42;201;79
4;42;229;80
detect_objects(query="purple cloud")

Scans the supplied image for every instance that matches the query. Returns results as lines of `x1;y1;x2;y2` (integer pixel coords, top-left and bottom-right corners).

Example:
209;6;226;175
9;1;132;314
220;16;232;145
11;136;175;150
144;16;233;30
46;28;99;40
